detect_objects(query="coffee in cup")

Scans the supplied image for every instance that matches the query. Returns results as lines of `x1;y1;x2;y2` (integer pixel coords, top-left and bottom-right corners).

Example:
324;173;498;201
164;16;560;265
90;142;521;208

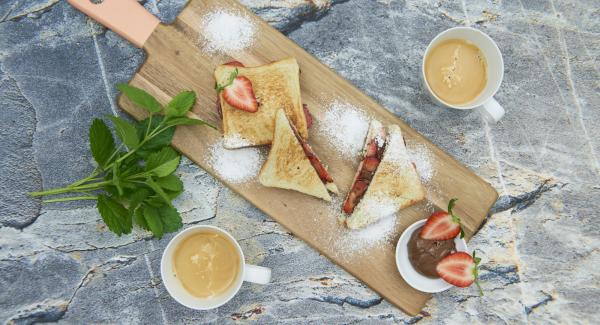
172;230;241;298
424;39;487;106
161;225;271;310
421;27;505;123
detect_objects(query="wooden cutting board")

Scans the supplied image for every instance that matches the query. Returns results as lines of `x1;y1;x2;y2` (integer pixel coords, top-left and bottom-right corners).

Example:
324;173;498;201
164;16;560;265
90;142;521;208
69;0;497;315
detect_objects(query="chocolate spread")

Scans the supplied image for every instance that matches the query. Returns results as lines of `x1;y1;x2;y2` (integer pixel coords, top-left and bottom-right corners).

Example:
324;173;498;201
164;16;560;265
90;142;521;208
408;226;456;278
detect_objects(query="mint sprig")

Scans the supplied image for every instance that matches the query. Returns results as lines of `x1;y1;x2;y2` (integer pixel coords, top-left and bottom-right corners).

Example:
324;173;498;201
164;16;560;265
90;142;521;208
30;84;215;238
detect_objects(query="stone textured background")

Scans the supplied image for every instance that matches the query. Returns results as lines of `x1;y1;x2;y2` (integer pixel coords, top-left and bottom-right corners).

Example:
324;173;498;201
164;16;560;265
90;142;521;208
1;0;599;324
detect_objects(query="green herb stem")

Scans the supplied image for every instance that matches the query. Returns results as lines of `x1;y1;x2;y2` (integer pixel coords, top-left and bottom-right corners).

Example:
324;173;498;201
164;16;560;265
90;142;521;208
42;196;98;203
30;180;111;197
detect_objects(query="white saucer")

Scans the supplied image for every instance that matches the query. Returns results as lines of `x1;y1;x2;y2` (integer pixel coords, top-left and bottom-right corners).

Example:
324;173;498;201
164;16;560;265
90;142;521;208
395;219;468;293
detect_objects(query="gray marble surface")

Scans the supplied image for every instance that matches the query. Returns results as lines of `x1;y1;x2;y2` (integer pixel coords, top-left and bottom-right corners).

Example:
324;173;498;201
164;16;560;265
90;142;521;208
1;0;599;324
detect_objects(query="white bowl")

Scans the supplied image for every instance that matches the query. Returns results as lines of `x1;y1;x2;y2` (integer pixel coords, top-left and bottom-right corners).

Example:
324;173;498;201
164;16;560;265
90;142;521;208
395;219;468;293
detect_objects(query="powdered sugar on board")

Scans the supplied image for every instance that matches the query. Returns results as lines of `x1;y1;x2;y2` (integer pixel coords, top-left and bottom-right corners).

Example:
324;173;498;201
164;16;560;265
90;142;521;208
317;100;371;159
320;196;396;259
206;138;264;184
199;10;257;54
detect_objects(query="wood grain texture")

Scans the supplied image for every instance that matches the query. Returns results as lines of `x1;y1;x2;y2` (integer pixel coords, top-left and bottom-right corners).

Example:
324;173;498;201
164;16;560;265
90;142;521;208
117;0;498;315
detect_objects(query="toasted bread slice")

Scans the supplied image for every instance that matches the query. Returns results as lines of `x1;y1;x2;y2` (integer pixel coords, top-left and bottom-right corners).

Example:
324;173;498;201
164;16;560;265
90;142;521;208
215;58;307;148
259;109;333;201
345;124;426;229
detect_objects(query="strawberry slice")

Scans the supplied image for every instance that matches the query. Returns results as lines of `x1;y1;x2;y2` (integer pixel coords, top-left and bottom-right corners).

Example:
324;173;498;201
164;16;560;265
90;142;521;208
420;198;464;240
307;153;334;183
343;192;357;214
363;157;380;172
365;141;378;157
436;251;483;294
303;104;313;129
224;61;245;67
352;180;369;197
222;76;258;113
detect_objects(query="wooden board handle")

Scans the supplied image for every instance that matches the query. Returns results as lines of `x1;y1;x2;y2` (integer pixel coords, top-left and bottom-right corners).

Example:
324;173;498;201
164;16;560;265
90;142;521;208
67;0;159;48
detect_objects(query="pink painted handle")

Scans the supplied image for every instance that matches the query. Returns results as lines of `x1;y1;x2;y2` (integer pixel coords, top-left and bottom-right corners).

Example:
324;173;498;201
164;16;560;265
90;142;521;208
67;0;159;48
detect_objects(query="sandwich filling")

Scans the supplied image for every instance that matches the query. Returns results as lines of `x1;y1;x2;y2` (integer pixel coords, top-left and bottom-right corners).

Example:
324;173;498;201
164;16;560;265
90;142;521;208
289;120;337;192
343;122;387;214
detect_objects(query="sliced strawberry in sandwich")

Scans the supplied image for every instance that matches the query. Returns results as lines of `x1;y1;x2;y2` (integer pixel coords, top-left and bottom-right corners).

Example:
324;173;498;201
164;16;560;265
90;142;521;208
289;121;337;193
420;198;464;240
304;144;334;183
303;104;313;129
216;67;258;113
222;76;258;113
363;157;380;172
342;120;386;214
436;251;483;295
365;141;378;157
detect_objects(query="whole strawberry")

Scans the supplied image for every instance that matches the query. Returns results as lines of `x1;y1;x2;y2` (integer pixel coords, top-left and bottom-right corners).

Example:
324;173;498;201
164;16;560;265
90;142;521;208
436;250;483;295
420;198;464;240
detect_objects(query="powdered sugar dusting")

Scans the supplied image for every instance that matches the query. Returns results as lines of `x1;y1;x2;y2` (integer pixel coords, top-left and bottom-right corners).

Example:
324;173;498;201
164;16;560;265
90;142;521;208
200;10;257;54
318;101;370;159
223;133;253;149
406;143;435;183
333;214;397;259
356;196;399;219
206;139;264;183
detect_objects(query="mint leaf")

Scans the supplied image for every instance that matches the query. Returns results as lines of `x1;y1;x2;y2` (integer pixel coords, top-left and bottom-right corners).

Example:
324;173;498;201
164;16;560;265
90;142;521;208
89;119;115;168
136;116;175;158
97;195;132;235
156;175;183;192
165;91;196;117
117;84;162;113
34;87;213;240
109;116;139;150
134;208;150;230
146;176;173;207
165;116;217;129
145;147;180;177
159;205;182;232
127;188;151;213
143;205;164;238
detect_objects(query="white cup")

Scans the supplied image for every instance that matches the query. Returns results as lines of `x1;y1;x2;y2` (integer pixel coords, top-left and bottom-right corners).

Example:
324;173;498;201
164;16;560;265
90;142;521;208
395;219;468;293
422;27;505;123
160;225;271;310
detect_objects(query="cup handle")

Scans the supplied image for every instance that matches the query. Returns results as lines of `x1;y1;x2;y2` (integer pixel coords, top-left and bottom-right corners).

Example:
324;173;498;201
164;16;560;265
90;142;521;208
478;97;505;123
243;264;271;285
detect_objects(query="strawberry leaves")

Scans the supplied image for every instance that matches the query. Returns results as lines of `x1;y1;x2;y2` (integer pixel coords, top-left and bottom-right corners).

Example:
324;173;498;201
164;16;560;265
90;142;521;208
447;198;465;238
31;85;215;239
472;250;483;296
215;68;239;93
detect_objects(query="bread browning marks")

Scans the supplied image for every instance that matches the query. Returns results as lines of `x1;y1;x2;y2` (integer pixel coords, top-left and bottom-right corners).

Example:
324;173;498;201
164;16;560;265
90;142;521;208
259;110;331;201
216;58;307;148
